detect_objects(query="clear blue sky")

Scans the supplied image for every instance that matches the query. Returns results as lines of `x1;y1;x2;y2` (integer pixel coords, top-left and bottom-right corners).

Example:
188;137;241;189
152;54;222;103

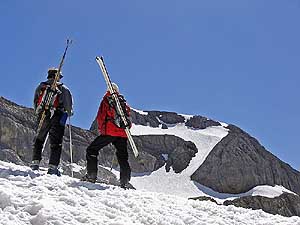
1;1;299;170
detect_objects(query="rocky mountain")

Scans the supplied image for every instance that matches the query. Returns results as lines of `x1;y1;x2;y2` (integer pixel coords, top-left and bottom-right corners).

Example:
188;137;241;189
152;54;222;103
1;96;300;217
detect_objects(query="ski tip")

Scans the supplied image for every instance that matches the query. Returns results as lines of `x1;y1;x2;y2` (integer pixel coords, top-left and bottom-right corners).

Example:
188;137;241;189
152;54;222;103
95;56;105;63
66;39;73;45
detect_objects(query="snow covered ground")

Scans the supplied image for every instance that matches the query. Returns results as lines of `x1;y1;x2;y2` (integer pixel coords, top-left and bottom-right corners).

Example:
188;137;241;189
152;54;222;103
1;111;299;224
0;161;300;225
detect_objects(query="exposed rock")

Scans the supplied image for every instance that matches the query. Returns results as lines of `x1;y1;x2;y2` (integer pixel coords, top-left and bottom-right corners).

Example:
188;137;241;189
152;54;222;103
188;196;220;205
191;124;300;195
146;111;185;125
135;135;197;173
0;97;38;163
119;109;185;130
185;115;221;129
223;193;300;217
0;149;25;165
130;110;160;127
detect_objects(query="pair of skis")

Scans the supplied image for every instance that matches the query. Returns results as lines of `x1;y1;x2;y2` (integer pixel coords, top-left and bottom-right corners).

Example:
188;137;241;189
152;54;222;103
36;39;72;135
95;56;139;158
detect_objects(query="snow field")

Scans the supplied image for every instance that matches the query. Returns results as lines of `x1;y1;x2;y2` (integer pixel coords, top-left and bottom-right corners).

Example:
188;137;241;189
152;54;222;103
0;161;300;225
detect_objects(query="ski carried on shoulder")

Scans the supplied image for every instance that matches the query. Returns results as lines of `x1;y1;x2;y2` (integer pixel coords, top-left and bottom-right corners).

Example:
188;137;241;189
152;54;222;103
36;39;72;135
95;56;139;158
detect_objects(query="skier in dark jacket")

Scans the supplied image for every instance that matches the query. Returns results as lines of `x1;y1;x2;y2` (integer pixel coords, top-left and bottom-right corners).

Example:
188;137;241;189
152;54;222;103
31;68;73;176
81;83;132;188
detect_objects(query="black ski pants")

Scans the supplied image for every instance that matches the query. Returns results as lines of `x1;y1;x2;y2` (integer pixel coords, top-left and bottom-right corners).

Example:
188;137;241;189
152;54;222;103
32;111;65;166
86;135;131;183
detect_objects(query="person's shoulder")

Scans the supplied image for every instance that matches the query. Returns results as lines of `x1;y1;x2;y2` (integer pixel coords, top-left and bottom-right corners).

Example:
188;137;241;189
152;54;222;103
60;83;71;91
36;81;47;88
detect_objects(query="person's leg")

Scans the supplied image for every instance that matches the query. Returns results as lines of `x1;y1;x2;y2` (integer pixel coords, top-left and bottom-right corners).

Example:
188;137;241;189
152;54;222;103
31;114;51;169
48;112;65;175
85;135;114;180
113;137;131;186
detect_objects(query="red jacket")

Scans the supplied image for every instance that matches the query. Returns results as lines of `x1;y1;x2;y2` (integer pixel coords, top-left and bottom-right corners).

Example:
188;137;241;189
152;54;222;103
97;91;130;138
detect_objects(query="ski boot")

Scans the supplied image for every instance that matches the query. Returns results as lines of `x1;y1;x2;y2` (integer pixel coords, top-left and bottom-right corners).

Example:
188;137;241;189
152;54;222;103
120;179;131;190
47;165;61;177
30;160;40;171
81;173;97;183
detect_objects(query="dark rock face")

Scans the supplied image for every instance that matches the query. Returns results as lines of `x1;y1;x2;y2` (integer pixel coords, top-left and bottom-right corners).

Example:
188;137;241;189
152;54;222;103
0;149;25;165
188;196;220;205
0;97;38;163
185;115;221;129
223;193;300;217
146;111;185;125
130;110;160;128
191;124;300;195
135;135;197;173
129;110;185;128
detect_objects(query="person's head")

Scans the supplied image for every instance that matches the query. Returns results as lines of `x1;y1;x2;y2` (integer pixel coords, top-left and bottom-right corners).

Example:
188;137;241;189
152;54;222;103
47;68;63;80
108;82;119;93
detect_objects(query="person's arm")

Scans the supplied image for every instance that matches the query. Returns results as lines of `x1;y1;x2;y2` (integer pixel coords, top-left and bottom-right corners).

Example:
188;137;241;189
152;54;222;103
33;84;42;111
97;99;108;134
61;85;73;116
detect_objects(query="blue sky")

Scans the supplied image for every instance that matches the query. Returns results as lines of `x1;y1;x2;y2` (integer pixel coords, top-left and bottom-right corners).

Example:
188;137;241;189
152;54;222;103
0;1;299;169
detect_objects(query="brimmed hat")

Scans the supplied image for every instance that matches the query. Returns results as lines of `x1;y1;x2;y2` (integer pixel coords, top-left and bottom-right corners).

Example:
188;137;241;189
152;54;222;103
47;68;63;79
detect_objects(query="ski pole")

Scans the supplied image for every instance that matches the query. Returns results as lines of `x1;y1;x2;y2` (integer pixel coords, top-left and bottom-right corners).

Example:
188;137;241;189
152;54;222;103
110;148;116;172
68;116;74;178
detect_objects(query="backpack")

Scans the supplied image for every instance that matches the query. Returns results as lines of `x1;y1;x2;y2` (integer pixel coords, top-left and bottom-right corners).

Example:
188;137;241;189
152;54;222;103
106;94;131;129
35;82;62;114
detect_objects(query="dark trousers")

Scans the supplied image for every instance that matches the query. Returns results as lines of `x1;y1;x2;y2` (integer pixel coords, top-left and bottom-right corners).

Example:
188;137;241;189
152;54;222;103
32;111;65;166
86;135;131;183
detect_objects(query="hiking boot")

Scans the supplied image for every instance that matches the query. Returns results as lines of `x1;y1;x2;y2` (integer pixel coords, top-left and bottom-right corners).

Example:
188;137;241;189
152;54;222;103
81;173;97;183
120;179;130;189
47;165;61;176
30;160;40;171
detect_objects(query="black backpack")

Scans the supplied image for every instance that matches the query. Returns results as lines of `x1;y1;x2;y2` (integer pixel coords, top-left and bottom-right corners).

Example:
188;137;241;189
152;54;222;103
35;82;62;114
107;94;132;129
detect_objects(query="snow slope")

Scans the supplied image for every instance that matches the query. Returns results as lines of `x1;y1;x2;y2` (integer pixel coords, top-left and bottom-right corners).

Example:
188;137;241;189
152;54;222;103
129;113;295;201
0;161;299;225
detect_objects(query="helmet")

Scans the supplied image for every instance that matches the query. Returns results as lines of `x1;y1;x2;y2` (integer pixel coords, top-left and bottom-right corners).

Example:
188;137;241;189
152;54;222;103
47;68;63;79
108;82;119;93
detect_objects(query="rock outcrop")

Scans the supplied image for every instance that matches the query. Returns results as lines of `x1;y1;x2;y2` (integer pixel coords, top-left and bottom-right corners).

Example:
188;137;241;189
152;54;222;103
191;124;300;195
224;193;300;217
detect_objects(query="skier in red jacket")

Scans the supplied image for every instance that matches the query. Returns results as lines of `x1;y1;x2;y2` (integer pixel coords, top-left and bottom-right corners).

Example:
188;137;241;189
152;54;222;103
81;83;132;188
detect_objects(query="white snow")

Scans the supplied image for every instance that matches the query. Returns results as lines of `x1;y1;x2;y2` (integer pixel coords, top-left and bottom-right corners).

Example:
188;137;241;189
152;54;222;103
132;108;148;115
0;161;299;225
130;123;229;198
